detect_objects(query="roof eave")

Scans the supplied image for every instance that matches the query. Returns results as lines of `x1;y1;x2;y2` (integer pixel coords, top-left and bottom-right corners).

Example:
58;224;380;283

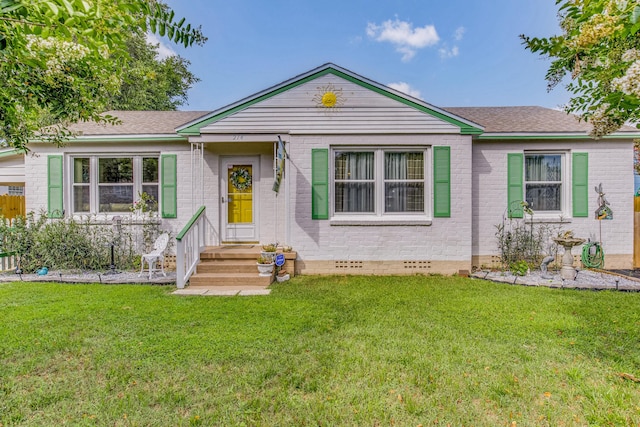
476;132;640;140
29;134;188;143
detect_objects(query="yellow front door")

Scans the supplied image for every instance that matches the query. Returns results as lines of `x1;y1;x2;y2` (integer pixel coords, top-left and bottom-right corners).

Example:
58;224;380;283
228;165;253;224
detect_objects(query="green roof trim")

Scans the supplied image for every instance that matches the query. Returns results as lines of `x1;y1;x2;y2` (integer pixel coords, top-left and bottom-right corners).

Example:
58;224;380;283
177;65;484;136
476;133;640;141
0;148;21;158
30;135;188;144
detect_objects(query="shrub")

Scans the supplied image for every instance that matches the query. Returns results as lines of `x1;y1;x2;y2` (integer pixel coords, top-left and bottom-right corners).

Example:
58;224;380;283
496;217;565;271
0;211;168;273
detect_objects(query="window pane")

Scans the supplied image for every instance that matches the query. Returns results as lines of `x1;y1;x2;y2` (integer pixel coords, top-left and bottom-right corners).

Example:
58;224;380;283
335;152;374;180
99;158;133;183
385;152;424;180
73;186;90;212
73;158;90;184
99;185;133;212
142;184;159;210
143;157;159;183
385;183;424;212
525;155;561;181
335;183;374;213
526;184;561;211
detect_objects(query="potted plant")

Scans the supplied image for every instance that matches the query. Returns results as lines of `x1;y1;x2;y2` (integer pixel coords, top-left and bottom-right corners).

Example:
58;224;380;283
256;255;275;277
261;243;277;263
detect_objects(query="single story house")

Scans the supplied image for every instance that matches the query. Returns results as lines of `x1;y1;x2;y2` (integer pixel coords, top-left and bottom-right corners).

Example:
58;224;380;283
19;63;640;279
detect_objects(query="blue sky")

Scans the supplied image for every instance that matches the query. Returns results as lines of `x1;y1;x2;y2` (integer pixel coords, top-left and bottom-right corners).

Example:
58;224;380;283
160;0;569;112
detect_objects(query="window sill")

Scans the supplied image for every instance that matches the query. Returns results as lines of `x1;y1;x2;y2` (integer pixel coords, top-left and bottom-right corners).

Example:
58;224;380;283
71;214;162;225
524;215;572;224
330;216;432;226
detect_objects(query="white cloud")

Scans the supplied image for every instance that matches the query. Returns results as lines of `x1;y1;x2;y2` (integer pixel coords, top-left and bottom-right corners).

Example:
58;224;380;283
438;45;459;59
454;26;465;41
366;18;439;62
387;82;422;99
146;32;177;59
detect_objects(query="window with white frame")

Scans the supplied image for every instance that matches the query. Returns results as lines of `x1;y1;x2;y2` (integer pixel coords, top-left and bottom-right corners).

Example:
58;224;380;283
71;156;159;214
524;153;563;212
333;148;427;216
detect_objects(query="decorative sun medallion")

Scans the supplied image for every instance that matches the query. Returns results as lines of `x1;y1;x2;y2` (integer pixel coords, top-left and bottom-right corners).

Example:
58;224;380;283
313;83;346;112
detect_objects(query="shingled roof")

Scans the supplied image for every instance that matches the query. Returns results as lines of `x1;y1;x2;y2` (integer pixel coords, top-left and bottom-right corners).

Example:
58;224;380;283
62;106;638;138
443;106;638;135
67;110;210;136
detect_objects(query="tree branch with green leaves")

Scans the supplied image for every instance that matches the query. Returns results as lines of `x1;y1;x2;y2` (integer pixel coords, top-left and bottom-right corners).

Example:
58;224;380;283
521;0;640;138
0;0;207;151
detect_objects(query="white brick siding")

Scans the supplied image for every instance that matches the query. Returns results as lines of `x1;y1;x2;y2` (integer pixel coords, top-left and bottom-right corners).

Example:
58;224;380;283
282;134;473;268
472;140;634;268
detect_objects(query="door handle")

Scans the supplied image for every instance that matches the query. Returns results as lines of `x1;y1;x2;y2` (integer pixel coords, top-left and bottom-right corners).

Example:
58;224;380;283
221;196;225;203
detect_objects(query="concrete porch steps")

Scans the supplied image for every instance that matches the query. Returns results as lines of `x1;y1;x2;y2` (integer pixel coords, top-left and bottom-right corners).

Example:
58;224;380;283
187;245;274;289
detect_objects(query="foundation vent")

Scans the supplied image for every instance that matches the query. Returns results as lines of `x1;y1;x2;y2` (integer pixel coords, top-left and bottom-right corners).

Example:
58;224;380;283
403;261;431;270
335;260;364;269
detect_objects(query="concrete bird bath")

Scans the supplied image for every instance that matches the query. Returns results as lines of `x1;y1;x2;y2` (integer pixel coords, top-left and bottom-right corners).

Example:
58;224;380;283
553;236;586;280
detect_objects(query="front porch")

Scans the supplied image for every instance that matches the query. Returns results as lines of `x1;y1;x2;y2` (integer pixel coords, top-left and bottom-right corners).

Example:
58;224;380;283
185;245;297;290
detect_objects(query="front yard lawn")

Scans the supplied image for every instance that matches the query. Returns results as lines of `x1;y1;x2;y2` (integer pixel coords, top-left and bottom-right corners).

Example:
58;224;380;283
1;275;639;426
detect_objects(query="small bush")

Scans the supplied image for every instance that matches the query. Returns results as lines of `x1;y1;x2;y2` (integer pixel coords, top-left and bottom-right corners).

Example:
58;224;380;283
509;260;530;276
496;217;565;271
0;211;168;273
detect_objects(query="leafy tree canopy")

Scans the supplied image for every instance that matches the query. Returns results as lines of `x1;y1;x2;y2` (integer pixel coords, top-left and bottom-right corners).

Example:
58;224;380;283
109;33;199;111
0;0;207;151
521;0;640;138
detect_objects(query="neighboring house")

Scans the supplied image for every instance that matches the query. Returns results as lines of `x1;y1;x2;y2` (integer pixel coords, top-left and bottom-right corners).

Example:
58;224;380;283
0;149;25;192
19;63;640;275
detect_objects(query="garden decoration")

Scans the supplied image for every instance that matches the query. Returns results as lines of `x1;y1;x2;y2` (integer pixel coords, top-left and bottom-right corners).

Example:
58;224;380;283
105;216;123;275
594;183;612;220
230;167;252;191
553;231;585;280
540;255;555;279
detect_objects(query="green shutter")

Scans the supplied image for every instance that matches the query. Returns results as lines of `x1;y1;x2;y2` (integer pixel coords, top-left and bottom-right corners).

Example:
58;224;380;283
311;148;329;219
47;155;64;218
572;152;589;217
161;154;177;218
433;146;451;217
507;153;524;218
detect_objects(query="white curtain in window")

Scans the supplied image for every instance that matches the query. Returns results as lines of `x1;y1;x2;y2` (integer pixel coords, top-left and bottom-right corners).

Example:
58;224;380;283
525;154;561;211
335;152;374;213
385;152;424;213
525;155;561;181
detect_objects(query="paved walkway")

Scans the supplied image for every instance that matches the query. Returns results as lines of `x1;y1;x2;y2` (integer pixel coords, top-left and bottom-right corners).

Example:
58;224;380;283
173;287;271;296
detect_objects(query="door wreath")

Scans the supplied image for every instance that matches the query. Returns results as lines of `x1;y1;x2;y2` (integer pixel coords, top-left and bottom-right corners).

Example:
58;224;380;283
230;167;252;191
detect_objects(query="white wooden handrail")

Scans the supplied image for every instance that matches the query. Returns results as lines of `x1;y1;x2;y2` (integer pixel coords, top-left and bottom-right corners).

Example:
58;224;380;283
175;206;216;288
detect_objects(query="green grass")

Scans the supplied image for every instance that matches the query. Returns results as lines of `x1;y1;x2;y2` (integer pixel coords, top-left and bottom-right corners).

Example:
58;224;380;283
1;276;640;426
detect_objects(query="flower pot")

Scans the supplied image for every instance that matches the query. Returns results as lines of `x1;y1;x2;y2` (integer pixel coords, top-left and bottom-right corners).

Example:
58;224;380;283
260;251;276;263
257;262;275;277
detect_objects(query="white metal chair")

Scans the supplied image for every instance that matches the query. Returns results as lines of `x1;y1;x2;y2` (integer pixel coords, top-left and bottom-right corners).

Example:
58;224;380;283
139;233;169;279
